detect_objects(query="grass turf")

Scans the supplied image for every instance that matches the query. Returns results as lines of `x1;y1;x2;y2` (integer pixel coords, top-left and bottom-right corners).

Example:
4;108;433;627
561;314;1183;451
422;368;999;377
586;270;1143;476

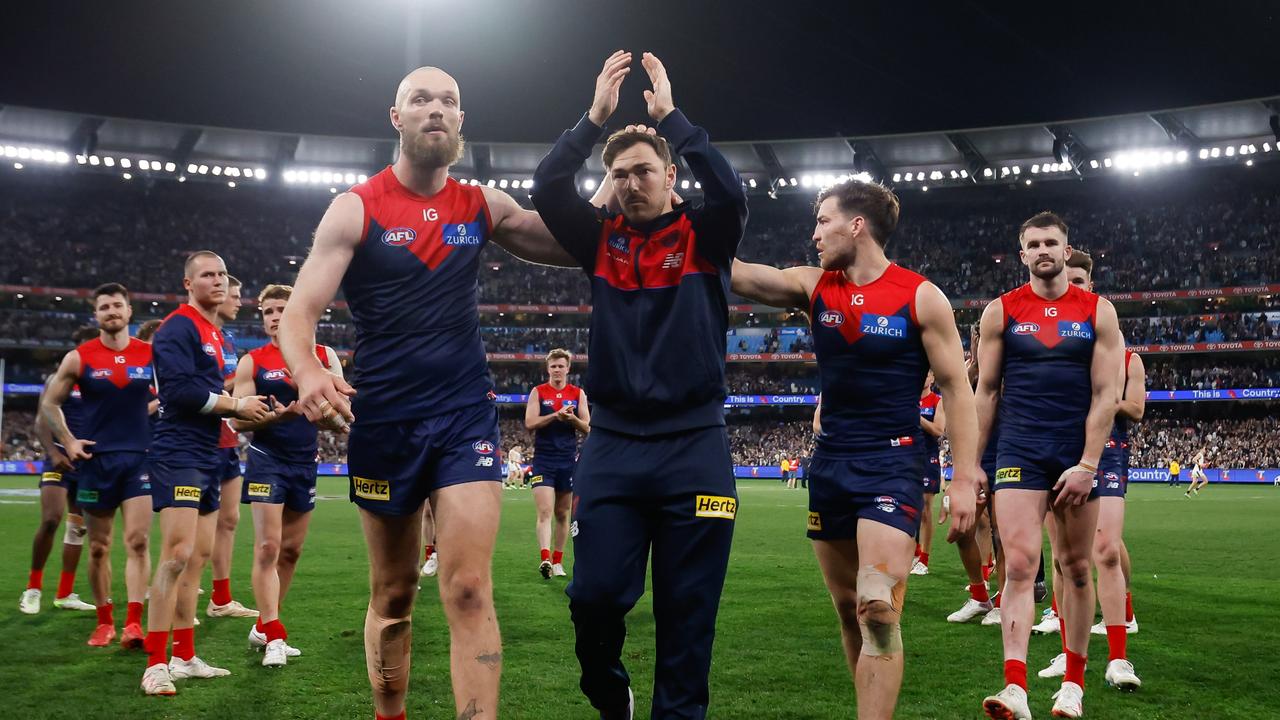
2;476;1278;719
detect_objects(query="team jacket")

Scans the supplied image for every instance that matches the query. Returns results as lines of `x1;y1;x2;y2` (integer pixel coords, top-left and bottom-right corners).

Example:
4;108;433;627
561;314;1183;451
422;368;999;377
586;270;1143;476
532;110;748;436
150;304;229;468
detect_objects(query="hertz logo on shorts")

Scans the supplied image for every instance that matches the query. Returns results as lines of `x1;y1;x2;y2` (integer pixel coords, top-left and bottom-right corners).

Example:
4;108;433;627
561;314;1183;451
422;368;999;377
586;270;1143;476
353;476;390;501
995;467;1022;484
40;472;63;484
807;512;823;531
530;475;544;484
247;483;272;498
695;495;737;520
174;486;202;502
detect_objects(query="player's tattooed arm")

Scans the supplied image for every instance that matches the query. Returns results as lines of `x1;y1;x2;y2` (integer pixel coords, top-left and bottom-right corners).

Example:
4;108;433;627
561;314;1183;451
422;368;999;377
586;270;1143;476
38;350;89;459
729;260;820;309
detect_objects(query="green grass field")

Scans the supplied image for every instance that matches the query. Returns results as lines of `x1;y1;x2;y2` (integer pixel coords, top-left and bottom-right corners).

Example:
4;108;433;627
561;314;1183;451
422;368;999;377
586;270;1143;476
3;476;1278;719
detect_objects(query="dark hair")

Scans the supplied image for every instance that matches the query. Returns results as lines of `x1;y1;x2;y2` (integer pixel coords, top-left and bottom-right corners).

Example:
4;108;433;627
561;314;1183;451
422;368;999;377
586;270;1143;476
227;274;242;289
72;325;99;344
91;282;129;304
814;179;900;247
136;319;163;342
1019;211;1069;242
1065;249;1093;275
602;130;673;169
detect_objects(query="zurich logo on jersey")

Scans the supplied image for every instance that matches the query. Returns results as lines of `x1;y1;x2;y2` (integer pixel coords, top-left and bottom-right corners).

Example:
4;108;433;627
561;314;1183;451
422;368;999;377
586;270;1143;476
818;310;844;327
472;440;495;455
1012;322;1040;335
127;366;153;380
1058;320;1094;340
860;313;907;338
443;221;483;246
382;227;416;246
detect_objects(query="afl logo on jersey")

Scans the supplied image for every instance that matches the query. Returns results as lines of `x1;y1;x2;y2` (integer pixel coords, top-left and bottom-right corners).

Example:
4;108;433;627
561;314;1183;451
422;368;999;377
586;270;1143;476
382;227;417;246
818;310;845;327
1012;322;1040;335
472;440;495;455
263;369;288;381
202;342;218;357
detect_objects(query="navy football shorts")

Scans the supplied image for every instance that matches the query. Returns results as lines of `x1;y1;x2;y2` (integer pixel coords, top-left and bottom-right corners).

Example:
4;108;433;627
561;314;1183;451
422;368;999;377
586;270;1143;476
994;436;1099;500
1095;446;1128;499
38;463;78;494
75;451;150;511
346;401;502;516
242;448;318;512
148;459;221;513
807;446;925;541
921;453;942;494
217;447;243;482
530;460;574;493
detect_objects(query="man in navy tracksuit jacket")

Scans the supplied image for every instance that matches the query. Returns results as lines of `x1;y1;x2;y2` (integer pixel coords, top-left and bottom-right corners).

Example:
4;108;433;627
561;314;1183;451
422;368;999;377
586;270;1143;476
531;51;747;720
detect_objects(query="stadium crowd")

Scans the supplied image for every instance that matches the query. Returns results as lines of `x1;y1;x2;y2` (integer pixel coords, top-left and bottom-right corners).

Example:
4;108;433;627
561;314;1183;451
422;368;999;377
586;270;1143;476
1130;414;1280;469
4;169;1279;305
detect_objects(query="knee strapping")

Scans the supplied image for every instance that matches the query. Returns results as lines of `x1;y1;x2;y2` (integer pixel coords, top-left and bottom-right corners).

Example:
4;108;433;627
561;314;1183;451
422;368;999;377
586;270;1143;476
364;606;413;696
63;515;87;546
857;564;905;657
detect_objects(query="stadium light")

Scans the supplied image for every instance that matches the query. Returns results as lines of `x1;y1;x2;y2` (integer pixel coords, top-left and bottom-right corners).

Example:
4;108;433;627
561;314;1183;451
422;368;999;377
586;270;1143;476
982;167;993;178
521;179;533;189
1225;146;1235;157
788;177;797;185
583;177;597;191
13;162;23;170
1176;150;1188;163
748;178;757;188
359;174;369;183
920;185;928;192
120;158;132;169
55;151;69;164
166;162;177;172
1210;147;1220;158
139;160;150;170
103;156;115;167
486;179;495;187
891;173;901;182
1246;160;1254;167
198;165;208;174
122;172;132;180
680;179;690;189
1031;164;1040;174
228;181;237;187
1025;179;1032;185
344;173;356;184
498;178;508;188
959;169;969;178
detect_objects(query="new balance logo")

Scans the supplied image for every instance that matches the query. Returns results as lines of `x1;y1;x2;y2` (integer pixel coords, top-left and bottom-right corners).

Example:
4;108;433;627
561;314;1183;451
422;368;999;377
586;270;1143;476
662;252;684;268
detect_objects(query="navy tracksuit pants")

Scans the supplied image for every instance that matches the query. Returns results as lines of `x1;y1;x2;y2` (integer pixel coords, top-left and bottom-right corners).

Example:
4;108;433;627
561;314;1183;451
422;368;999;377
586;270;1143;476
567;425;737;720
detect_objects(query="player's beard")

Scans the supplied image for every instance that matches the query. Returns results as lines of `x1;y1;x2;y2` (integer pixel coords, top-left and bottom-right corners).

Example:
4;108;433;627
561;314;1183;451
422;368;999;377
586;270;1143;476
401;128;465;169
1030;257;1064;280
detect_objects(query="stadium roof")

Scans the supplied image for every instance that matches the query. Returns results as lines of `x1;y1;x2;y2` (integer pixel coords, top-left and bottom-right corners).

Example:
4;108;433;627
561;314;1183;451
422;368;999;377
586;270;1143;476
2;94;1278;194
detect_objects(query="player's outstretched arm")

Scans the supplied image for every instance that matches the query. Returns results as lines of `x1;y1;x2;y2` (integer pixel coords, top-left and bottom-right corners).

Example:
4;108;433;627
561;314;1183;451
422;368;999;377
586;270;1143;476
1055;298;1123;507
484;187;579;268
1119;352;1145;422
730;259;819;309
279;192;361;431
38;349;92;460
973;299;1005;496
917;282;978;539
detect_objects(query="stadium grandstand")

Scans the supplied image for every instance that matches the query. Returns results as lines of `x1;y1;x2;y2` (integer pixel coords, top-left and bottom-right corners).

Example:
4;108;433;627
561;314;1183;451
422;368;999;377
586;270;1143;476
3;5;1279;719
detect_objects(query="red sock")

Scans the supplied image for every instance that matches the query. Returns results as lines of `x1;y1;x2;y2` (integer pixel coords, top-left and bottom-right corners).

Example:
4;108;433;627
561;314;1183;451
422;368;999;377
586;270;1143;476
1125;592;1134;622
55;570;76;599
1106;624;1127;661
968;583;990;602
145;630;169;667
263;619;288;642
992;592;1002;609
552;550;564;565
1065;650;1087;687
96;602;114;626
982;563;994;581
540;548;551;563
126;601;144;627
1003;659;1028;691
914;543;923;558
423;544;434;561
256;618;265;633
171;627;195;661
27;569;43;591
211;577;232;606
918;552;930;567
375;712;406;720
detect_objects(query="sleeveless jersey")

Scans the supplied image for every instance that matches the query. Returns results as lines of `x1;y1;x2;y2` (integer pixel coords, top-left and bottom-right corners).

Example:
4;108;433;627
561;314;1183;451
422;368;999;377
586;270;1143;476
218;329;240;449
999;283;1099;441
919;391;942;456
344;169;495;424
1107;350;1136;452
76;337;153;452
532;382;582;464
247;342;331;464
810;263;929;455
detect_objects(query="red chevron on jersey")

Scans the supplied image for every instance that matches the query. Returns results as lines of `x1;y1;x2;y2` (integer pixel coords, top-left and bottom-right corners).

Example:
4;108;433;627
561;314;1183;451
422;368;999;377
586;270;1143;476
810;264;923;346
353;170;493;271
1001;283;1099;350
78;337;153;390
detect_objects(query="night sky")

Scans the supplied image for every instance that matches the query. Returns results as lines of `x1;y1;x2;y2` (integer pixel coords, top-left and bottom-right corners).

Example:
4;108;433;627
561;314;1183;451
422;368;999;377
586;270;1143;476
4;1;1279;142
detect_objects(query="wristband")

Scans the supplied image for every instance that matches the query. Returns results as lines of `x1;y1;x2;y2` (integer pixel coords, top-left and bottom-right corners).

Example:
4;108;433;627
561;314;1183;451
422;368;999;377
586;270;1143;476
233;396;246;415
1075;461;1098;474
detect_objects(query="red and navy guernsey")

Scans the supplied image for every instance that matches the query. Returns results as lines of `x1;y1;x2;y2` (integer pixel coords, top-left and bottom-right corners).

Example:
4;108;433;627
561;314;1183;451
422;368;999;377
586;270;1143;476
998;283;1100;442
532;382;582;464
343;169;496;424
75;337;153;452
810;264;929;455
531;110;748;436
919;390;942;458
151;304;229;468
247;343;331;464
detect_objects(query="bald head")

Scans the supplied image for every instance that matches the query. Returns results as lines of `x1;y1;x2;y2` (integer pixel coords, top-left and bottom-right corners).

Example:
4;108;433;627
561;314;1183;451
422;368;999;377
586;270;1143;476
395;66;459;109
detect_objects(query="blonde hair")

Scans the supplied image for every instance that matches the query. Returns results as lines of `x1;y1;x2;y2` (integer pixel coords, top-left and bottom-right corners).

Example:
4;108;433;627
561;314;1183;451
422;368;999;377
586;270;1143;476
258;284;294;304
546;348;572;365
